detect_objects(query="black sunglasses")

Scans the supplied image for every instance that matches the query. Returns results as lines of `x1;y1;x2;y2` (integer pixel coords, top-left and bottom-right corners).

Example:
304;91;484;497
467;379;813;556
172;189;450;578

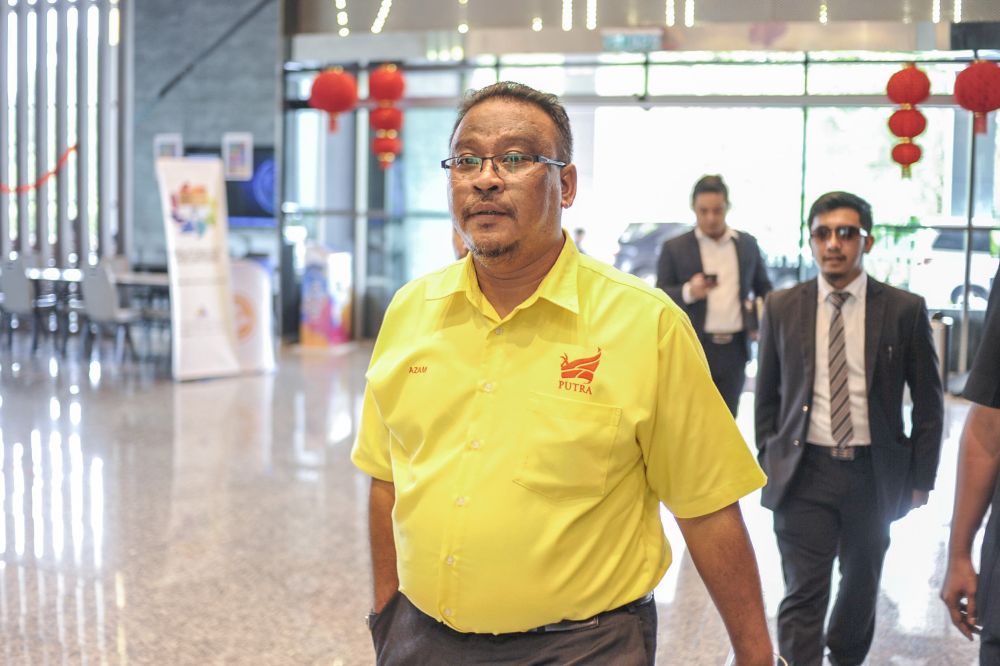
810;225;869;242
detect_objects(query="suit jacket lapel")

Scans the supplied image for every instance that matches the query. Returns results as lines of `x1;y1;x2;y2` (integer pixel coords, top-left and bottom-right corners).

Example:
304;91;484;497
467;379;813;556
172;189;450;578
734;234;751;298
865;278;885;392
799;280;818;393
684;232;703;276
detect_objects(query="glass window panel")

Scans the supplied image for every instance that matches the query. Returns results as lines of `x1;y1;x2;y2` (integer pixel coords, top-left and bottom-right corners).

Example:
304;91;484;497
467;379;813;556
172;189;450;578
586;106;804;276
403;70;460;97
593;64;644;96
496;66;566;95
649;50;806;64
806;62;963;95
464;66;497;92
648;63;805;95
401;108;453;214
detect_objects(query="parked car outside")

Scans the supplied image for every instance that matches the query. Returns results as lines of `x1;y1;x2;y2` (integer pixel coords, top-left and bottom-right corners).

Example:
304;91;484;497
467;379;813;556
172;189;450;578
907;228;998;310
613;221;799;290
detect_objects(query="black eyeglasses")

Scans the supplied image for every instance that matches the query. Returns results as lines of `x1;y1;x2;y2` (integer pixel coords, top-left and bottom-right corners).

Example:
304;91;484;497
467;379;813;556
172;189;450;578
810;225;870;242
440;153;567;179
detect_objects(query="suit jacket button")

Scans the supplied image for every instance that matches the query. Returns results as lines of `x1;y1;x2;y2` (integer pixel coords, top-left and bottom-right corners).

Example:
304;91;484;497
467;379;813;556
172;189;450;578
802;404;809;412
793;439;800;446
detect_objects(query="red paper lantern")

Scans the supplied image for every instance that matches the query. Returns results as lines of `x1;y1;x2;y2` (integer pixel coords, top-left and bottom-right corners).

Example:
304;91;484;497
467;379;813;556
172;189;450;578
891;141;922;178
373;135;402;170
370;106;404;132
888;108;927;138
886;63;931;105
308;68;358;132
954;60;1000;134
369;64;405;103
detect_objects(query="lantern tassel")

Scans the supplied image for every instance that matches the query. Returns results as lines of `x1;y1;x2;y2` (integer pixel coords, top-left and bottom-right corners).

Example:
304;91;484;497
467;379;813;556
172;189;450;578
974;112;988;135
901;164;911;179
328;114;339;132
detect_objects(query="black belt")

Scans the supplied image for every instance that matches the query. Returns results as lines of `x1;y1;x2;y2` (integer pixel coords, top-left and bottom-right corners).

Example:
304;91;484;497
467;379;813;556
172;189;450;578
806;442;871;460
525;592;654;633
706;332;743;345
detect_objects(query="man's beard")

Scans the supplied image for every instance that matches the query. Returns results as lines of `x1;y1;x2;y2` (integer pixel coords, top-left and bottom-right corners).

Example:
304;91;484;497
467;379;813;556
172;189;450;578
469;239;518;259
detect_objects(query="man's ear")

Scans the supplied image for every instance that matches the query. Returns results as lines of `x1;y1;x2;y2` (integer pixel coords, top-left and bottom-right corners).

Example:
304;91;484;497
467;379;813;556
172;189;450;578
560;164;577;209
863;234;875;254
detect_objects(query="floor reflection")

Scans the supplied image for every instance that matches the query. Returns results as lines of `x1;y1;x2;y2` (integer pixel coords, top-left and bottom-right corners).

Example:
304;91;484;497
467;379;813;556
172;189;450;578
0;344;984;664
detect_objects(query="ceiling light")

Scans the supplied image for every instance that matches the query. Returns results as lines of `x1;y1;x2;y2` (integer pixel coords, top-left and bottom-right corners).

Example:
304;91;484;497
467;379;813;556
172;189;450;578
586;0;597;30
335;0;346;8
458;22;468;33
337;11;348;25
371;0;392;34
562;0;572;31
931;0;940;23
451;45;464;60
532;16;543;31
953;0;962;22
684;0;694;27
818;3;828;23
665;0;675;27
339;27;349;36
458;0;468;4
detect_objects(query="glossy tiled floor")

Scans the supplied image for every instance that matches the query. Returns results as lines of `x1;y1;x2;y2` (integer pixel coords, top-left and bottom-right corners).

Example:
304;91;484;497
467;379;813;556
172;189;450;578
0;338;984;665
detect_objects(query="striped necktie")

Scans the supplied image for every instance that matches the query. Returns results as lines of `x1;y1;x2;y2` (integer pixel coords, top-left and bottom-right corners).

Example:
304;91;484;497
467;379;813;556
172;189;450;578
828;291;854;458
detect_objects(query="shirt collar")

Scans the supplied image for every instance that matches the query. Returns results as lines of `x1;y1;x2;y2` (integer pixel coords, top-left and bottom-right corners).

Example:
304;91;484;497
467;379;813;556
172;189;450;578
423;231;580;316
694;226;738;243
817;270;867;302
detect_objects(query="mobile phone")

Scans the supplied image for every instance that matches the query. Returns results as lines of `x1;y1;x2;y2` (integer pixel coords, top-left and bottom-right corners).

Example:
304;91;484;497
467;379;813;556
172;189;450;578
704;273;718;285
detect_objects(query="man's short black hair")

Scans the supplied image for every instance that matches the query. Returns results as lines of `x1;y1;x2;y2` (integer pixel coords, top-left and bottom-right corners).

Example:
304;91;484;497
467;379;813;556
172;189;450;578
449;81;574;162
807;191;873;232
691;175;729;205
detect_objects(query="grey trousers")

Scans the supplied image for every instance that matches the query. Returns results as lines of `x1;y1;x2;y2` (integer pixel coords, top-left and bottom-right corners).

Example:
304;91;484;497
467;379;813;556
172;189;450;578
982;627;1000;666
369;592;657;666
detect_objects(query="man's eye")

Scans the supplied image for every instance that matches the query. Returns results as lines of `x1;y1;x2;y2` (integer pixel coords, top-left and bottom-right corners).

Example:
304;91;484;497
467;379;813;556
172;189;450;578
500;153;530;165
455;156;480;167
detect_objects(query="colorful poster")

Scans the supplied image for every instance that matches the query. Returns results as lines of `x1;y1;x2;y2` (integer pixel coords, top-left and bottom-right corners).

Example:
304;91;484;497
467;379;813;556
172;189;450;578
222;132;254;181
155;157;240;381
300;245;352;346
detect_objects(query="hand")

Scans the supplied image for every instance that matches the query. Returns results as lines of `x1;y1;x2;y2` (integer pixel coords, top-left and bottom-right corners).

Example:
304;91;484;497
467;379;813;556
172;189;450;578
374;587;398;613
910;489;930;511
688;273;717;300
940;556;979;640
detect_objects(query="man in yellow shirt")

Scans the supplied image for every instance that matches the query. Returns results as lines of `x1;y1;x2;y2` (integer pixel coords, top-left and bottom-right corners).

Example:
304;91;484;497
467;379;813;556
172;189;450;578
351;81;775;665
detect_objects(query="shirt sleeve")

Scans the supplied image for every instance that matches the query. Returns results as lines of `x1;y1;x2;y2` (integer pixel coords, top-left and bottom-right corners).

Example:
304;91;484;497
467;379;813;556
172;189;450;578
638;310;767;518
964;267;1000;408
350;381;395;481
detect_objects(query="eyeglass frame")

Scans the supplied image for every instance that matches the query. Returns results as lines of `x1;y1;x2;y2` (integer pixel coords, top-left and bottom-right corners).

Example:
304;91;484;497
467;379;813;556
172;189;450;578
440;153;568;178
809;225;870;242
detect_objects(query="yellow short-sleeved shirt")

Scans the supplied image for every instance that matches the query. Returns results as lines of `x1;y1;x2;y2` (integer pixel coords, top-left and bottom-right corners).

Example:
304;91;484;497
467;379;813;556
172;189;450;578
351;235;766;634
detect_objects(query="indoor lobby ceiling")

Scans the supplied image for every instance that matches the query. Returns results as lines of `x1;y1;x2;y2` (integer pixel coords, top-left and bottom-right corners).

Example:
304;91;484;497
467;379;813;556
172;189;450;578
291;0;1000;36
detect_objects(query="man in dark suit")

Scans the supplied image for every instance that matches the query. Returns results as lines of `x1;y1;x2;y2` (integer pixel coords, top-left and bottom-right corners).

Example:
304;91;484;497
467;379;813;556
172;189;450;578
755;191;944;666
656;175;772;415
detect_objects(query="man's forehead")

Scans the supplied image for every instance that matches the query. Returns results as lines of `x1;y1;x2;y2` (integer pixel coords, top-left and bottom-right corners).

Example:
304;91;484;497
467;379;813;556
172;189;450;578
452;100;556;146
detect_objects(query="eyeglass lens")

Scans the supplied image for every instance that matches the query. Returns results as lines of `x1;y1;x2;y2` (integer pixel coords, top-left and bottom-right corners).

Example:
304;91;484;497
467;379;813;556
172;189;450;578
811;226;864;241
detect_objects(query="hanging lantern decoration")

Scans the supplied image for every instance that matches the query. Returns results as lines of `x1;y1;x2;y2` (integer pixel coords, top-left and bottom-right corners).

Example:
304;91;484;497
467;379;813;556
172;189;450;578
891;142;922;178
308;68;358;132
886;63;931;178
888;108;927;138
373;135;403;170
369;64;406;103
368;64;406;169
370;106;403;133
954;60;1000;135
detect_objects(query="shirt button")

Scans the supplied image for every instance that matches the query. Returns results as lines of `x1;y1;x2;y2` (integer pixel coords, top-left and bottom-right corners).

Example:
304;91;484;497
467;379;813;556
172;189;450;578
456;496;467;507
802;404;809;412
446;555;455;566
495;327;503;335
483;382;494;393
443;608;453;617
471;440;482;450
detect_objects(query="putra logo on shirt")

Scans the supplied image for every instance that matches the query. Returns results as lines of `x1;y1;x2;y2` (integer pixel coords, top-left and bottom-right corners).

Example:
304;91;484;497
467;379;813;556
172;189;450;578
559;348;602;394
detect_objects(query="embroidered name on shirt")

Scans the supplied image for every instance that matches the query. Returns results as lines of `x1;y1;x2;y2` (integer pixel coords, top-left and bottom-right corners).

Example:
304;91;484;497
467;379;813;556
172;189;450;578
409;366;427;374
558;348;602;394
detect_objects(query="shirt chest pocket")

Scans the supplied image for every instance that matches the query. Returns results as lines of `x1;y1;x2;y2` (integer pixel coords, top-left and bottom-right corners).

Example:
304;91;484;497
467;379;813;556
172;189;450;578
513;392;623;502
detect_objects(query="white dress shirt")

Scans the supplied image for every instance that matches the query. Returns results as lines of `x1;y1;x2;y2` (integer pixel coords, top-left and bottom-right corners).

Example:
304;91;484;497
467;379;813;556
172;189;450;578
807;272;872;447
682;227;743;334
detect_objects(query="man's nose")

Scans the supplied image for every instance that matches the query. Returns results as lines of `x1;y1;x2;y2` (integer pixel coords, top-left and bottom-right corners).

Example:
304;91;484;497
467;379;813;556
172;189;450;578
473;159;503;191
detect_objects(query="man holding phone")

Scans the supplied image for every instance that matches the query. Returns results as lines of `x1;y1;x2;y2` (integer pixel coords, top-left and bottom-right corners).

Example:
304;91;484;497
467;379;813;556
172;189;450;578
656;175;773;415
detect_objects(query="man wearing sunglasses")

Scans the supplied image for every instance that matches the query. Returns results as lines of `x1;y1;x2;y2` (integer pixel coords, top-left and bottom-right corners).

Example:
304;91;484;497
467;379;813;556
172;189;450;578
352;82;775;665
755;191;943;666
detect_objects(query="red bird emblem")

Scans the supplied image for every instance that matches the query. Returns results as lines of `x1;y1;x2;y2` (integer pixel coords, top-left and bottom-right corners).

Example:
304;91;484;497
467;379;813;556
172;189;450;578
560;348;602;384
